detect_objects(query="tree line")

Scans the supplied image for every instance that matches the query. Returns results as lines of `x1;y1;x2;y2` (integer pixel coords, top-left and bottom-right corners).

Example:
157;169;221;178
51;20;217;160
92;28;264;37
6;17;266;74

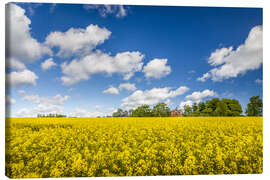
112;96;262;117
37;113;67;118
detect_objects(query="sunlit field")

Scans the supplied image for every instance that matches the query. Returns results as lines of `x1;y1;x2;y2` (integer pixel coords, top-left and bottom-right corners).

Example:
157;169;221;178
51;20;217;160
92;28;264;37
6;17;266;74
5;117;262;178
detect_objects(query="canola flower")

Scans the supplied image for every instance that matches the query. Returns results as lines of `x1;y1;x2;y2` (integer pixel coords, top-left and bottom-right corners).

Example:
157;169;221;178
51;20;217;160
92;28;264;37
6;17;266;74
5;117;262;178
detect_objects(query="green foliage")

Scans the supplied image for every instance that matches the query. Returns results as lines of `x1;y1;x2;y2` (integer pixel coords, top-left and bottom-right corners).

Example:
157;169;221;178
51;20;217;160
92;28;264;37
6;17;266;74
183;98;243;117
198;102;206;115
111;96;258;117
112;109;129;117
37;114;66;118
152;103;170;117
245;96;263;116
132;105;153;117
183;105;192;116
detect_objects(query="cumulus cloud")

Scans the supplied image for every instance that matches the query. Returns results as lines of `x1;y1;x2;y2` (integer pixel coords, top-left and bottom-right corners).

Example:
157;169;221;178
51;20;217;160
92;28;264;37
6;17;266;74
208;47;233;66
6;69;38;88
197;25;263;82
197;72;210;82
41;58;57;70
23;94;69;105
119;83;136;91
103;86;119;95
6;3;52;64
61;51;144;85
69;108;103;117
45;24;111;57
121;86;189;110
83;4;128;18
143;58;171;79
16;94;69;117
6;58;26;70
179;89;218;109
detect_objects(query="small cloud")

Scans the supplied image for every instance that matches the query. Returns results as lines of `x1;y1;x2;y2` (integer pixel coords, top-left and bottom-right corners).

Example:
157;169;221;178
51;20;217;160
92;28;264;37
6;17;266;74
69;107;103;117
180;89;218;109
221;91;234;98
41;58;57;70
197;72;210;82
143;58;171;79
255;79;262;84
28;3;42;16
6;69;38;88
83;4;128;18
188;70;196;74
17;90;26;95
119;83;136;91
103;86;119;95
121;86;189;110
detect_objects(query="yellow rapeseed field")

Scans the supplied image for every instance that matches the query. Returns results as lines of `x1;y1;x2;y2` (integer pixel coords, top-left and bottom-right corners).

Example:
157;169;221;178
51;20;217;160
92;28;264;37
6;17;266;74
5;117;262;178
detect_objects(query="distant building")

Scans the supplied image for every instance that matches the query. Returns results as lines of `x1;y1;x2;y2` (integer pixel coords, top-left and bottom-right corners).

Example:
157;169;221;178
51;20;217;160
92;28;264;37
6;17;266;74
170;109;183;117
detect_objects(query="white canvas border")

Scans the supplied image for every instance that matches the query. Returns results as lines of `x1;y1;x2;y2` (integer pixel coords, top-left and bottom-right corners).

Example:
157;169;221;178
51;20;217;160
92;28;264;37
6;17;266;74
0;0;268;180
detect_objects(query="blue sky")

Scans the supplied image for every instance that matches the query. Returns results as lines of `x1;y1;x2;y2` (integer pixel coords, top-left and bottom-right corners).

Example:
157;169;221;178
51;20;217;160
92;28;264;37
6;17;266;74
5;3;262;117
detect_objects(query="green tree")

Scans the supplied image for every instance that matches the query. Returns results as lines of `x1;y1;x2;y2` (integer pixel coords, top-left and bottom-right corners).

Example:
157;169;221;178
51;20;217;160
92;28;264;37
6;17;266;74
245;96;263;116
152;103;171;117
202;107;213;116
132;105;152;117
192;103;200;116
183;105;192;116
112;108;124;117
215;100;228;116
198;102;206;115
205;98;220;116
222;98;242;116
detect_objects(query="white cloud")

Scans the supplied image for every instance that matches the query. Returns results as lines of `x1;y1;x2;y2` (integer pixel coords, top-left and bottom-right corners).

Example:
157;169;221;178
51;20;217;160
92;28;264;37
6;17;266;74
121;86;189;110
16;104;63;117
198;25;263;82
17;90;26;95
61;51;144;85
143;58;171;79
188;70;196;74
180;89;218;109
197;72;210;82
45;24;111;57
41;58;57;70
164;99;173;107
103;86;119;95
6;58;26;70
208;47;233;66
255;78;262;84
27;3;42;16
22;94;69;105
6;95;16;105
83;5;128;18
6;69;38;88
6;3;52;64
179;100;194;110
16;94;69;117
119;83;136;91
69;108;102;117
